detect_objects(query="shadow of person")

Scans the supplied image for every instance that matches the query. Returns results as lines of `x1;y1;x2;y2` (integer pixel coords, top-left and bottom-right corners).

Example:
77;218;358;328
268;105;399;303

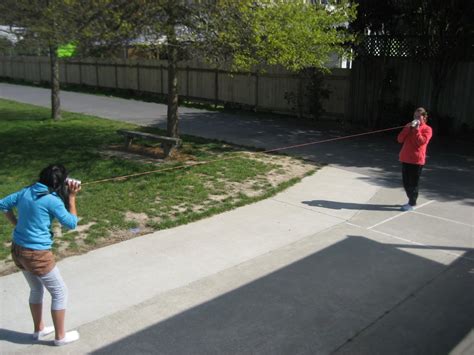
302;200;401;211
0;328;50;345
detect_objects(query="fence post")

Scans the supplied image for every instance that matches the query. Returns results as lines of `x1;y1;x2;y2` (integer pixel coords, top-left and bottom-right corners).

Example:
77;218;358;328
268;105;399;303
186;65;190;100
38;58;42;82
95;60;100;87
114;62;118;89
214;68;219;108
23;57;26;81
160;64;164;94
64;60;68;84
78;61;82;85
255;73;259;111
297;74;303;118
136;61;140;91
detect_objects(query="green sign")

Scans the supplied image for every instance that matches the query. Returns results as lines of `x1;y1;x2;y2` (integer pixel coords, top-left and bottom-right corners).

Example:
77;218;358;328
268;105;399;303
57;43;76;58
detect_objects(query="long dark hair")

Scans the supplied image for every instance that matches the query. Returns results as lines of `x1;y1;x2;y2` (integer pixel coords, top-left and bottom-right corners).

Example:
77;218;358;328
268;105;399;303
38;164;70;210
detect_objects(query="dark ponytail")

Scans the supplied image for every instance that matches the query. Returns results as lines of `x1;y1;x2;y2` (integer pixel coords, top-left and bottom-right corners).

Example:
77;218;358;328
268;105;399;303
38;164;70;210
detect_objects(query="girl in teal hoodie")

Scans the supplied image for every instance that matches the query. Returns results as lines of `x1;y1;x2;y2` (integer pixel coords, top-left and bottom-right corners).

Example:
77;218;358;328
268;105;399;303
0;164;81;346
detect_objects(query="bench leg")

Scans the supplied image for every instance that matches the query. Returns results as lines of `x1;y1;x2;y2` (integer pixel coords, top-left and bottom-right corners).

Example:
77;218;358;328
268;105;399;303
162;143;171;158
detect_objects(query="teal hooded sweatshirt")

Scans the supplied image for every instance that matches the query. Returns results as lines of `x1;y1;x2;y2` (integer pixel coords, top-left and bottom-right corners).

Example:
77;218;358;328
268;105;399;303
0;182;78;250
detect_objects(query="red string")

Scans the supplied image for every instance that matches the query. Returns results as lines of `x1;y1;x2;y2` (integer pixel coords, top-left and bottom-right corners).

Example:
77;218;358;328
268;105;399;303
83;125;404;186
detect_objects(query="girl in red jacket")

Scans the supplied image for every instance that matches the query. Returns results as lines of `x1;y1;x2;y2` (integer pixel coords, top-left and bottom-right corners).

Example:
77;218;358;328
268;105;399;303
397;107;433;211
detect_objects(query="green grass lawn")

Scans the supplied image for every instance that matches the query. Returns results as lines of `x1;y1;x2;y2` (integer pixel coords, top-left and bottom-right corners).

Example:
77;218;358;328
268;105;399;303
0;98;318;271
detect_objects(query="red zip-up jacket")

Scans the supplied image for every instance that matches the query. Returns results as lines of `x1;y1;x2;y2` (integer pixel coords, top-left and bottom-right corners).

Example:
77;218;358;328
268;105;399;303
397;122;432;165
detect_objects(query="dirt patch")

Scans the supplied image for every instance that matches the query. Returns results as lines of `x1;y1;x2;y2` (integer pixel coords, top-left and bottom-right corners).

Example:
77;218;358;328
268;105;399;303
101;144;197;165
125;212;149;225
103;226;154;244
262;155;313;187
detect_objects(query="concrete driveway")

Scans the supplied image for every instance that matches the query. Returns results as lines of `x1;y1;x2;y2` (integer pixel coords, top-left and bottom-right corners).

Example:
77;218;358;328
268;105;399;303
0;83;473;354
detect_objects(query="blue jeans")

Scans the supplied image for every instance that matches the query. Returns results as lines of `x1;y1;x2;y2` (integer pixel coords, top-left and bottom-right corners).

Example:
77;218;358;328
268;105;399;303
22;266;68;310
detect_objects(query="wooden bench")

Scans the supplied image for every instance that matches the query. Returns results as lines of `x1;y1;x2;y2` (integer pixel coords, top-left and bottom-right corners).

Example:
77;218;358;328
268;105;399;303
117;130;182;157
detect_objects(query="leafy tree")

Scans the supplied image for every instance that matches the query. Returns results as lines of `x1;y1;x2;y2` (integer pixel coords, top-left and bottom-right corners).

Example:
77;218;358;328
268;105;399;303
201;0;356;72
1;0;357;133
69;0;152;58
0;37;14;56
0;0;147;119
0;0;77;119
125;0;356;138
200;0;356;120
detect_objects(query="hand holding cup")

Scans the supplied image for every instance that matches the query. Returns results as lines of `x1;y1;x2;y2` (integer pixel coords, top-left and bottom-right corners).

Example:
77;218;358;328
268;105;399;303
66;178;81;195
411;119;420;128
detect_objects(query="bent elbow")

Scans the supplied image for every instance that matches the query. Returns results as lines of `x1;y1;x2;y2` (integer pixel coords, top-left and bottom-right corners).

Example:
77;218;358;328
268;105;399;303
68;222;78;230
64;215;78;230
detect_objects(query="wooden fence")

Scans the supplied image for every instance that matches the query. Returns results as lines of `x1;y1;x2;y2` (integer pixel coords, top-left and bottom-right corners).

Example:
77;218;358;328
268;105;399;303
349;57;474;131
3;56;471;131
0;56;350;119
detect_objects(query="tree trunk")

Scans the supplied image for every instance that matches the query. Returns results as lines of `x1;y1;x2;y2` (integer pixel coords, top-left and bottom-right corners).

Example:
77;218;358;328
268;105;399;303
166;20;179;138
167;49;179;138
49;44;61;120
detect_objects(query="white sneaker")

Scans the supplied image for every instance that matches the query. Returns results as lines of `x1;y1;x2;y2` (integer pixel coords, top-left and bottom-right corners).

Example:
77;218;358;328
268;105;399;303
32;326;55;340
54;330;80;346
401;204;414;211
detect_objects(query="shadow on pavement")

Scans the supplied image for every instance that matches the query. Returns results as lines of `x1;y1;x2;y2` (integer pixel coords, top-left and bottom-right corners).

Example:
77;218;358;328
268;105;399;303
0;329;50;346
93;236;474;355
302;200;401;211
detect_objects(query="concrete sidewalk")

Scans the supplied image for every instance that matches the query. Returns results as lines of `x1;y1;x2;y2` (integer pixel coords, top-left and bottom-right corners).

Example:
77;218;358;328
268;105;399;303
1;83;473;354
0;167;374;353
